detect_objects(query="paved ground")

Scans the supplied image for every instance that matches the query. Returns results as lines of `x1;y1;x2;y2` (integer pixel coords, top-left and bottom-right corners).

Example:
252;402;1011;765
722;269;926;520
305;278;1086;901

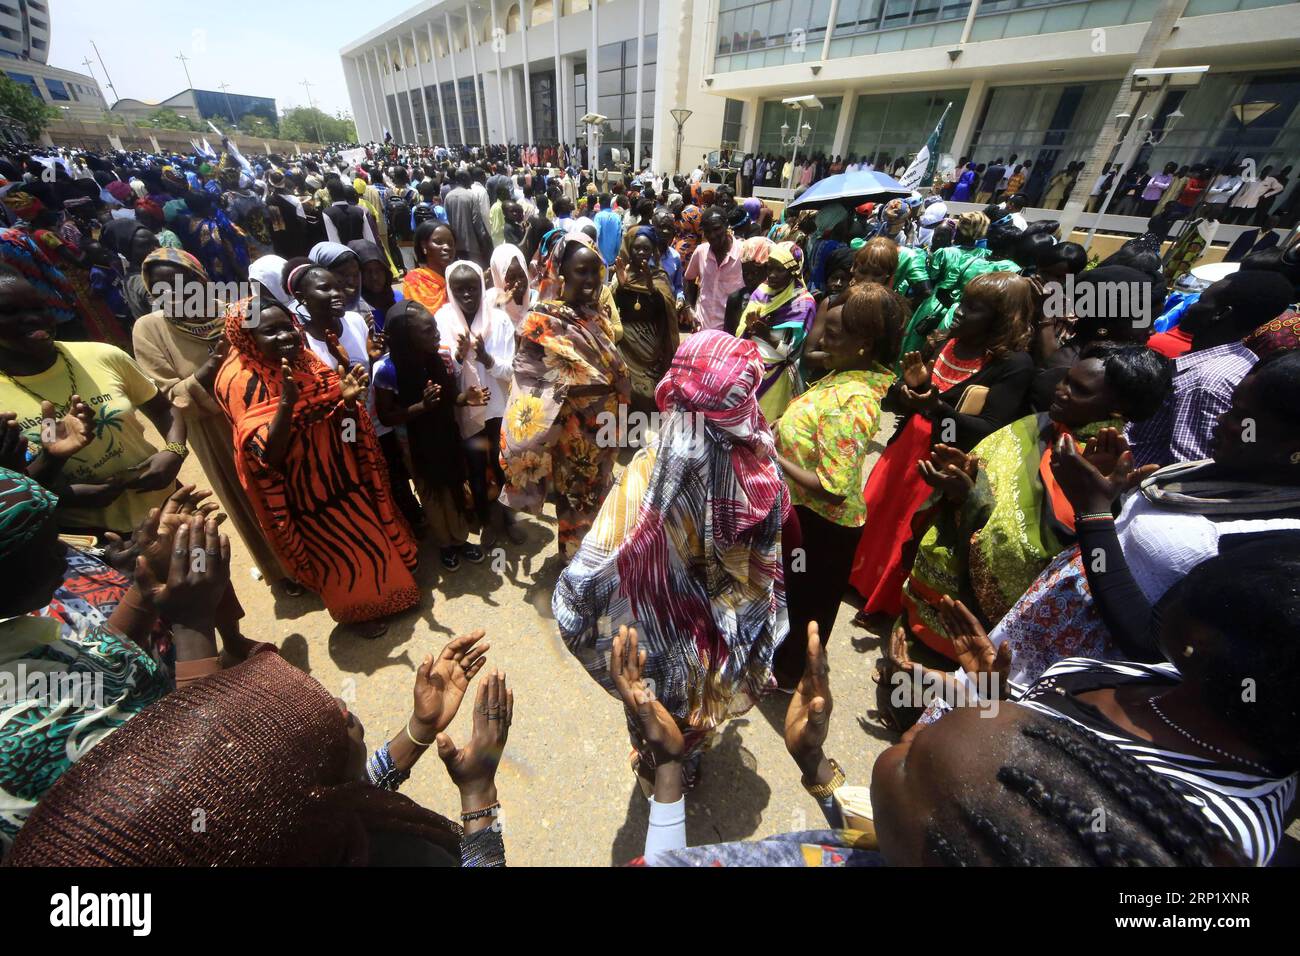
176;423;900;867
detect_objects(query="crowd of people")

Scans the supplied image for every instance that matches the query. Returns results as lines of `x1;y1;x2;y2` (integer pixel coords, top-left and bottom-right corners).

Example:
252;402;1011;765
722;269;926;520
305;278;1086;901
1;132;1298;868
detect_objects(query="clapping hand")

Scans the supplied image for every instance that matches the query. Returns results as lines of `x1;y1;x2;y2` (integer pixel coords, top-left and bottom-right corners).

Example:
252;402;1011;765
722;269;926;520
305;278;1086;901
783;623;833;777
131;513;230;632
279;358;300;406
339;363;369;404
610;625;685;766
455;332;473;363
436;670;513;798
39;397;95;459
937;595;1011;697
409;630;491;742
917;443;976;501
421;380;442;410
462;385;491;407
105;483;221;577
1050;428;1149;516
901;350;931;390
367;330;387;363
0;412;29;471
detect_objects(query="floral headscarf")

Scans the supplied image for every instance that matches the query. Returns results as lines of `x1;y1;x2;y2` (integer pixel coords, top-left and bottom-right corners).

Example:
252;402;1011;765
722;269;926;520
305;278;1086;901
140;247;223;340
672;205;703;261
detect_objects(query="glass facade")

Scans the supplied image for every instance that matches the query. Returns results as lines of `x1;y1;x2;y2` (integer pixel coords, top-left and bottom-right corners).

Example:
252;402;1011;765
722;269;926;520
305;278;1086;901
968;80;1121;202
714;0;1300;72
845;88;965;168
572;61;587;146
193;90;277;123
440;80;462;145
721;99;745;149
593;36;656;166
754;96;842;159
459;76;483;144
1137;70;1300;185
530;68;557;144
714;0;832;73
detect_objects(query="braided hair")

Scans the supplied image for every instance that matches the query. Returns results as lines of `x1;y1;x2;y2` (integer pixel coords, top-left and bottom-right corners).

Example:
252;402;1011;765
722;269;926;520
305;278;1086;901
923;711;1244;866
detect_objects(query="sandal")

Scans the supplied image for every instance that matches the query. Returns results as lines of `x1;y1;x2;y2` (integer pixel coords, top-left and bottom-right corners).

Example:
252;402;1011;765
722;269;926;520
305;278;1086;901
351;618;390;640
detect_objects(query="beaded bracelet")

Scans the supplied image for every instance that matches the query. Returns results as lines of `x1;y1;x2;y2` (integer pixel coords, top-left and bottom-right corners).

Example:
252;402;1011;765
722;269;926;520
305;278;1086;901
1076;512;1115;522
460;802;501;823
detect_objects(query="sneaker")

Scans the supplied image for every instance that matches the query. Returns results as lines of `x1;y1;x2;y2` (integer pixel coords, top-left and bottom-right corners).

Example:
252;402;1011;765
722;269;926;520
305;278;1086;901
440;547;461;572
461;543;486;564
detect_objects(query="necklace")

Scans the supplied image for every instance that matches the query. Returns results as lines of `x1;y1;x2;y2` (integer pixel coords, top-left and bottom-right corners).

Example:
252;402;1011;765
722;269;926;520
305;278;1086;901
1147;696;1272;774
1;345;78;416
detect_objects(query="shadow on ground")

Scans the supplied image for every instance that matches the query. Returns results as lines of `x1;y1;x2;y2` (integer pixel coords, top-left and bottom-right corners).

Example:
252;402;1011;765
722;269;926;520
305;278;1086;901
609;720;772;864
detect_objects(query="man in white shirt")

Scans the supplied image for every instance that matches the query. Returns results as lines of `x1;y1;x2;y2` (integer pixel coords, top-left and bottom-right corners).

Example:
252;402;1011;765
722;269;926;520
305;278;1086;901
741;155;754;196
1204;165;1243;219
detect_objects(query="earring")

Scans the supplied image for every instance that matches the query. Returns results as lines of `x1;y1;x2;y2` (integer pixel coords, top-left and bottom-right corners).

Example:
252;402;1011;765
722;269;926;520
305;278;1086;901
1290;451;1300;465
858;348;866;356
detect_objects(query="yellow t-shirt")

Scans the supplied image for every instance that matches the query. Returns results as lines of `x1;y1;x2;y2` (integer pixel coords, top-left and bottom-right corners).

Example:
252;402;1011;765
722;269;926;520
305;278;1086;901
0;341;172;532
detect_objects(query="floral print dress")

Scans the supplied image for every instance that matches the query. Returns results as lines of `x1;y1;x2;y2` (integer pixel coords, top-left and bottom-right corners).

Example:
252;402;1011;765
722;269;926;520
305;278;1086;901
501;300;631;558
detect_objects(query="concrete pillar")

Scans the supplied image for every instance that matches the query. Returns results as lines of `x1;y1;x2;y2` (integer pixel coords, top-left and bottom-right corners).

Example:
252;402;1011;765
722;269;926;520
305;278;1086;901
398;35;421;143
384;41;411;143
634;0;645;169
427;22;450;145
947;78;987;161
445;13;467;144
831;88;856;157
520;0;535;146
413;30;434;146
467;10;488;143
491;1;509;146
589;0;599;169
368;49;389;139
552;1;564;148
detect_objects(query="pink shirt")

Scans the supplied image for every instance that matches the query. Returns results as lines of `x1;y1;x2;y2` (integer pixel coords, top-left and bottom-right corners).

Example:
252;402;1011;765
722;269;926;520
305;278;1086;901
685;239;745;331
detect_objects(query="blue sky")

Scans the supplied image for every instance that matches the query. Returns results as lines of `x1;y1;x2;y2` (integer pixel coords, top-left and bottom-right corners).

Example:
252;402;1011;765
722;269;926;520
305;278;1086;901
49;0;416;117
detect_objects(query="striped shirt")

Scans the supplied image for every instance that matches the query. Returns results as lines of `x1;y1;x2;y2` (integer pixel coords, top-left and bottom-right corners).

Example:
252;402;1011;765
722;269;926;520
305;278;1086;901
1014;658;1296;866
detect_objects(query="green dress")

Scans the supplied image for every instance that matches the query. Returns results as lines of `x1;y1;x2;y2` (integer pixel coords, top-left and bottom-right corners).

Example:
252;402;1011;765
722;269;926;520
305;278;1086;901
893;245;930;298
931;255;1023;337
897;245;989;361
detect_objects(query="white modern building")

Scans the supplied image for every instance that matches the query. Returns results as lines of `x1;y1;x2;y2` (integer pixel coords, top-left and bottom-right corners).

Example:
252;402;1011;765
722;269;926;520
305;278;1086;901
343;0;1300;206
0;0;108;123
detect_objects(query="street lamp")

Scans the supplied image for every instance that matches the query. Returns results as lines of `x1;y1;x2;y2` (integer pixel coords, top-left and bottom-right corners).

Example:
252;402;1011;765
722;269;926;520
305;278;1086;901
779;95;822;195
670;107;692;176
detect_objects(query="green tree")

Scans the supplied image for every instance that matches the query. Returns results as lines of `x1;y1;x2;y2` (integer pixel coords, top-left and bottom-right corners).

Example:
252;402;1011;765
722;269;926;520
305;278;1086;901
279;106;356;144
0;74;59;139
144;108;200;131
238;113;277;138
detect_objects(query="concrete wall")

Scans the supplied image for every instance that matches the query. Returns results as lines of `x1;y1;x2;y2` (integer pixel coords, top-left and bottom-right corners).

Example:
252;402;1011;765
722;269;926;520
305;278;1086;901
41;119;322;155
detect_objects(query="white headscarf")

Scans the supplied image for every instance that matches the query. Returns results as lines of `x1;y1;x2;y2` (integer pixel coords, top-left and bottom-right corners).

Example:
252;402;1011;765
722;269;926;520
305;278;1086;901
248;254;309;323
435;260;493;438
489;243;531;329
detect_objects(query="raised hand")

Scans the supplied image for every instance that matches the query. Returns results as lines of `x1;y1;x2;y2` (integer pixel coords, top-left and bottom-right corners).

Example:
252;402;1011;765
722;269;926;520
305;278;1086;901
1050;431;1129;515
195;337;229;391
436;669;513;798
462;385;491;407
455;332;473;363
339;363;369;404
901;350;931;390
40;396;95;459
917;443;976;501
610;625;685;766
0;412;29;471
1082;427;1158;491
410;630;491;740
938;596;1011;696
783;622;832;774
324;330;351;368
132;514;231;631
367;330;387;363
279;358;300;406
421;380;442;410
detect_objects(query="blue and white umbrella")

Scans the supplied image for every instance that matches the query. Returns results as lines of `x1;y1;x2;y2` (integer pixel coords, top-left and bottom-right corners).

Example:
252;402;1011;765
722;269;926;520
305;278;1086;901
785;169;912;212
